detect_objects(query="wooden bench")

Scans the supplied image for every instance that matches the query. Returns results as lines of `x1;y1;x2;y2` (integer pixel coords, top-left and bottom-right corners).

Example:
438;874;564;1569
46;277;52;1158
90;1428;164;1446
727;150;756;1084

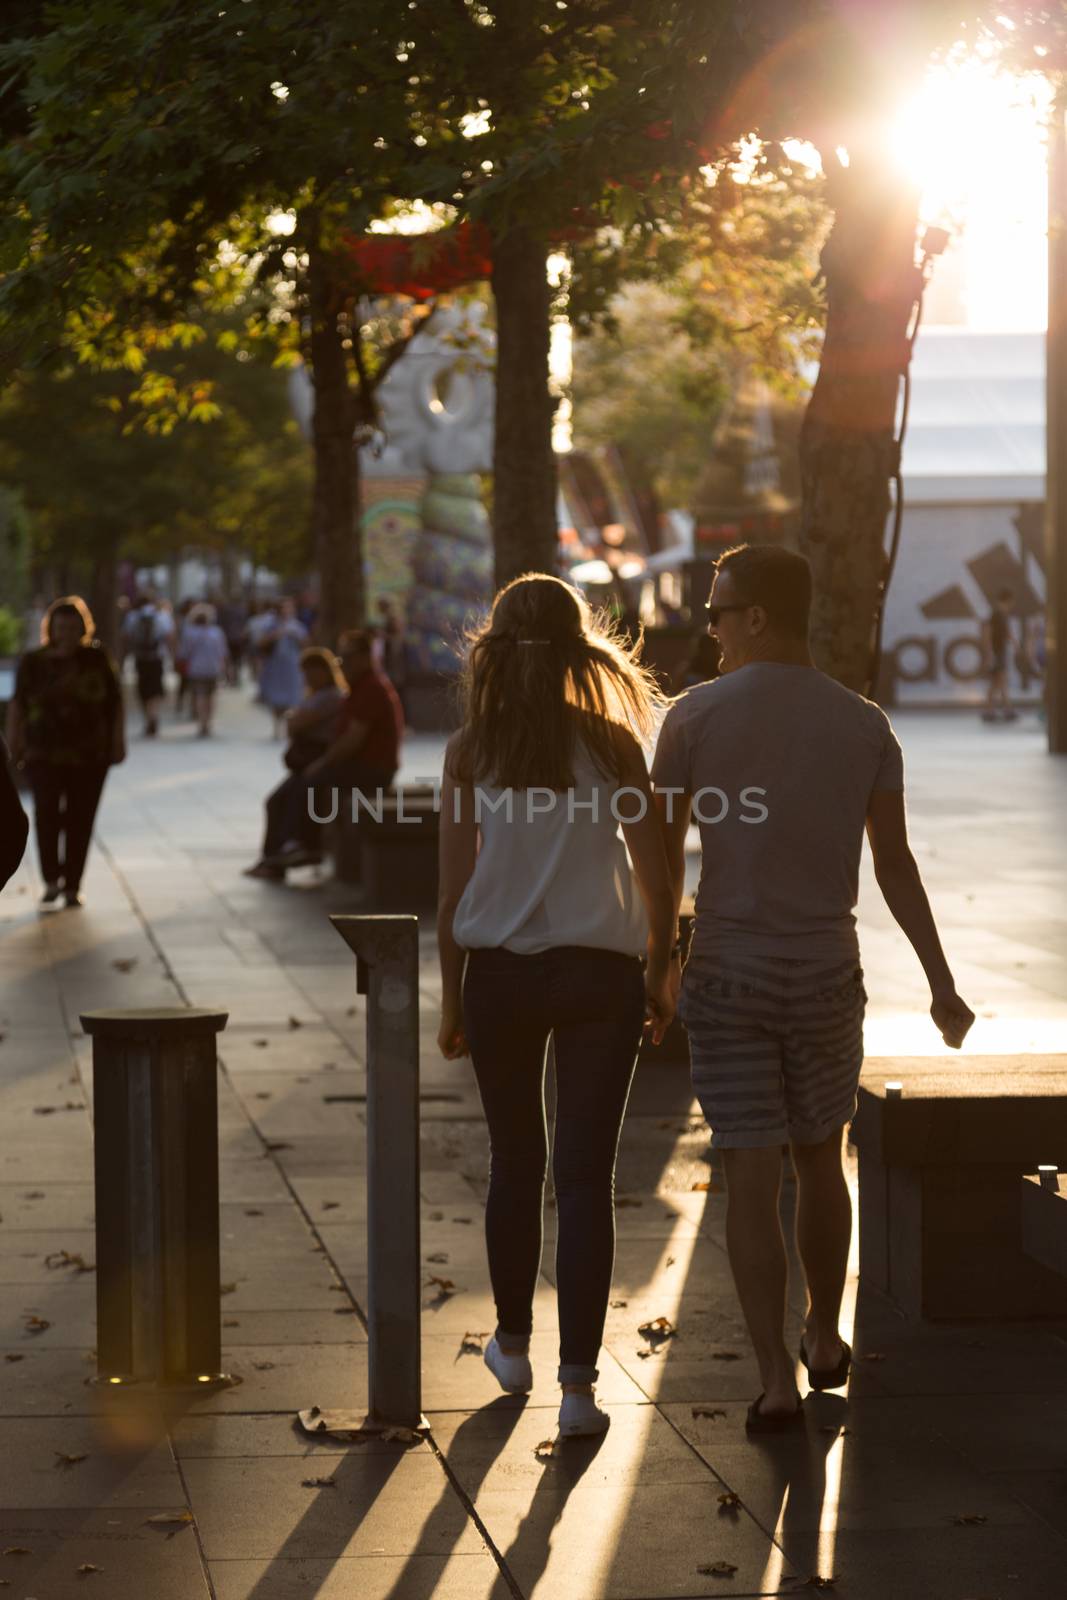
851;1063;1067;1320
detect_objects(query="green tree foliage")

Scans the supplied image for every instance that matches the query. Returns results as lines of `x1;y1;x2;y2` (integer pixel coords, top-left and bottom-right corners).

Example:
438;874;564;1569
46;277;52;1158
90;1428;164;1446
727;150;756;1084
572;155;826;510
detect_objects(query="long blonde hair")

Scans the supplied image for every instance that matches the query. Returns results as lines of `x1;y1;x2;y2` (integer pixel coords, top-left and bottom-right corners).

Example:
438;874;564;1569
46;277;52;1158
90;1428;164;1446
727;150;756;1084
452;573;663;790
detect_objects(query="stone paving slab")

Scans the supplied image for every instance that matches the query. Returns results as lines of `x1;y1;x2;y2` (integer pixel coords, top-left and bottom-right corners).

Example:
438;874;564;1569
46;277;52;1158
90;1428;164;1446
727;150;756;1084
0;1509;211;1598
182;1448;485;1561
0;1415;183;1509
209;1551;508;1600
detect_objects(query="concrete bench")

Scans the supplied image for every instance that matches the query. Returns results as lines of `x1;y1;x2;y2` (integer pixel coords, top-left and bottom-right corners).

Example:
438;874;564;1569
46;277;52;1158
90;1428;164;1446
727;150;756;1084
1021;1169;1067;1280
328;785;439;911
851;1062;1067;1320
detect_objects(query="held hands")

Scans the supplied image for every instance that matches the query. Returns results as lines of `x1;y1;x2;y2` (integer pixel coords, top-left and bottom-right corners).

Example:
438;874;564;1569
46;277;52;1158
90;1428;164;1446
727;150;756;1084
930;983;975;1050
438;1002;469;1060
643;959;677;1047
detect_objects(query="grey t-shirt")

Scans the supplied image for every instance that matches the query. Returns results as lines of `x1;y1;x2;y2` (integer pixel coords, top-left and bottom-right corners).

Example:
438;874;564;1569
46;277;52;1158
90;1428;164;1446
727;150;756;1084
651;663;904;963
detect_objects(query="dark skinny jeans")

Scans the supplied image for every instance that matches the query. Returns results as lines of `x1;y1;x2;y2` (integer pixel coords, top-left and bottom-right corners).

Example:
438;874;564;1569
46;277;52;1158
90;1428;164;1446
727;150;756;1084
27;761;109;894
462;944;645;1385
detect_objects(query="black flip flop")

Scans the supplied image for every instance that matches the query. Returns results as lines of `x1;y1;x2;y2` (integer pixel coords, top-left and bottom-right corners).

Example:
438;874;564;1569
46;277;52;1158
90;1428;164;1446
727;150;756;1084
799;1337;852;1391
745;1393;805;1434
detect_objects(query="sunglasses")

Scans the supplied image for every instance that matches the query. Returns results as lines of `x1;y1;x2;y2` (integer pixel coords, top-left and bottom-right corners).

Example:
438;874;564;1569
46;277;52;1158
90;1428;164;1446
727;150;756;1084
705;602;751;626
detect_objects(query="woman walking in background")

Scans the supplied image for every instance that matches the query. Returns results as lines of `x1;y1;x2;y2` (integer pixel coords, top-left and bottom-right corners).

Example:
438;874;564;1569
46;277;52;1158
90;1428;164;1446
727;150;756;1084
179;604;229;737
436;574;677;1438
5;597;125;908
257;598;307;739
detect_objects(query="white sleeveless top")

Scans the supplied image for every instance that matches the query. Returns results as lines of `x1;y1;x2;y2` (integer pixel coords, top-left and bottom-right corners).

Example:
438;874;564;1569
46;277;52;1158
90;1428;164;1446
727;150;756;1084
452;740;649;957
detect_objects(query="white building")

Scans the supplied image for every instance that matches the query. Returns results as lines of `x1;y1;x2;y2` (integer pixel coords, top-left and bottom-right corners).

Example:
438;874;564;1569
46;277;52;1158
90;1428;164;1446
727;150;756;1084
882;328;1045;705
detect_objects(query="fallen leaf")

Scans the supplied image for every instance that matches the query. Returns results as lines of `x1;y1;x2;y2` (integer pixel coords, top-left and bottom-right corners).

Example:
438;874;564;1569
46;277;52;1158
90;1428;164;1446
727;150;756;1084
145;1511;194;1533
691;1180;712;1191
718;1491;742;1513
219;1282;237;1295
615;1197;642;1208
24;1315;50;1334
346;1005;357;1016
381;1426;420;1444
428;1211;444;1222
111;958;137;973
692;1406;726;1420
322;1201;341;1211
44;1250;94;1272
711;1350;741;1362
54;1452;88;1468
458;1331;489;1355
451;1216;472;1225
952;1513;988;1526
254;1092;272;1101
333;1307;358;1315
426;1274;455;1298
534;1439;556;1460
665;1255;676;1267
288;1016;303;1029
2;1547;31;1555
301;1476;336;1488
698;1560;737;1577
244;1209;263;1217
609;1299;628;1309
223;1318;240;1327
76;1562;101;1575
265;1141;292;1152
252;1361;275;1371
4;1354;24;1363
426;1252;449;1264
253;1039;269;1048
638;1315;676;1345
23;1191;45;1200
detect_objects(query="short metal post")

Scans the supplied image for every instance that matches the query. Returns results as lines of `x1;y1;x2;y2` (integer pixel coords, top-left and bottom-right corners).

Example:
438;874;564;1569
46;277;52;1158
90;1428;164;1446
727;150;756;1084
331;914;423;1430
81;1008;229;1387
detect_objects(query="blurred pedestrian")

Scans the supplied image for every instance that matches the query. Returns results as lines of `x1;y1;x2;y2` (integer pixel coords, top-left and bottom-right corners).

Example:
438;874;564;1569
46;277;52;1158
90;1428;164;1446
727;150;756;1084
180;604;229;737
257;598;307;738
217;596;248;686
122;592;171;736
5;597;125;908
0;734;28;889
981;588;1017;723
243;646;348;880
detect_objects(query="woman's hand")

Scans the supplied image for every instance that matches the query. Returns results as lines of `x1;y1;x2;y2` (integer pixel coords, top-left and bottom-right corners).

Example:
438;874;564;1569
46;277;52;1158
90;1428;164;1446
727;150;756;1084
110;739;127;766
643;964;676;1046
437;1003;468;1059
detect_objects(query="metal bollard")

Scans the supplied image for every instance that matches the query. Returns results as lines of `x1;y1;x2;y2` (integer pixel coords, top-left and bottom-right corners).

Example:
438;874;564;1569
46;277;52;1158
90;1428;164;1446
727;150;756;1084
80;1008;229;1387
330;914;424;1430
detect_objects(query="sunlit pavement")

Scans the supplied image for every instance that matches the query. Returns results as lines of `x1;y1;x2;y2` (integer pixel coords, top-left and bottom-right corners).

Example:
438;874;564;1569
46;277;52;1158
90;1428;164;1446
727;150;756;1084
1;687;1065;1598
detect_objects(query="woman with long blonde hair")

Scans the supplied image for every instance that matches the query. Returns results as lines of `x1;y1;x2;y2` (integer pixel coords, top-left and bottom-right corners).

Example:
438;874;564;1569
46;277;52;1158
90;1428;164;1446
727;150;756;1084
437;573;677;1437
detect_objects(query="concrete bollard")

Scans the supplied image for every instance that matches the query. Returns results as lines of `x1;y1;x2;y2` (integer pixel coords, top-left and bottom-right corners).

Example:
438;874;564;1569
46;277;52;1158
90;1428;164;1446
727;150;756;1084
330;914;424;1431
80;1008;229;1387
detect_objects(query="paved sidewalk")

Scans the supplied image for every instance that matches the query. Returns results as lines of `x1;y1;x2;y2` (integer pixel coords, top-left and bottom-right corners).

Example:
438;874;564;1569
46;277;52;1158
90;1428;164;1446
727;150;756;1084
1;687;1065;1598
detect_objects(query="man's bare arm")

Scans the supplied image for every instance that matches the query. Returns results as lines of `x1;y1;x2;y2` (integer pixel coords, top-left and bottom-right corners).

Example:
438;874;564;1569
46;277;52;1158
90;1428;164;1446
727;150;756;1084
865;789;974;1048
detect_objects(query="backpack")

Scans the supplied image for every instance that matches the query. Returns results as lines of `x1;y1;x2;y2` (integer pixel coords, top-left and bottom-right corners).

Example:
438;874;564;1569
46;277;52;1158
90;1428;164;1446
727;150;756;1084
133;611;160;660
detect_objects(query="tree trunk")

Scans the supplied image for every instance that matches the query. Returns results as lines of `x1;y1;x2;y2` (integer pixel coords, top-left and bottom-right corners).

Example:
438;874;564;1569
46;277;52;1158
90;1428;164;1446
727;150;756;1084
490;224;558;587
799;152;922;694
308;242;362;646
90;542;120;658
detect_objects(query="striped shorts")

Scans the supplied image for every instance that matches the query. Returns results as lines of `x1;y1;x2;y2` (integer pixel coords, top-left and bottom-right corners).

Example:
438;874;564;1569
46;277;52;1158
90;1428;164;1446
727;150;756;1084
677;952;867;1150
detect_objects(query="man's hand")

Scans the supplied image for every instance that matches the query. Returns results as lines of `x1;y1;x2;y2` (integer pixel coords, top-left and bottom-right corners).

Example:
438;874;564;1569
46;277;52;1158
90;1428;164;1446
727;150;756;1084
930;984;975;1050
437;1002;468;1059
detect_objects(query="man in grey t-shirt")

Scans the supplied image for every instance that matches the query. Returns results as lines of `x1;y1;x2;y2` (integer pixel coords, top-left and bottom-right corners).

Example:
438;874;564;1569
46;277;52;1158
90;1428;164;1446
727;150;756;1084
652;543;974;1434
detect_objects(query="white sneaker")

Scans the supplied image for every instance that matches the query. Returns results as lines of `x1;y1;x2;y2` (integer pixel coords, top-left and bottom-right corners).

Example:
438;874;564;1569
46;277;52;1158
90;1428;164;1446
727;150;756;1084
484;1336;533;1394
558;1390;610;1437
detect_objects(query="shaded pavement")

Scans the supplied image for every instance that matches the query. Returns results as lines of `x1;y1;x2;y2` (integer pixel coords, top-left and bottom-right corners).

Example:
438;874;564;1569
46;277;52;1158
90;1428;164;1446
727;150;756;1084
0;685;1065;1597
